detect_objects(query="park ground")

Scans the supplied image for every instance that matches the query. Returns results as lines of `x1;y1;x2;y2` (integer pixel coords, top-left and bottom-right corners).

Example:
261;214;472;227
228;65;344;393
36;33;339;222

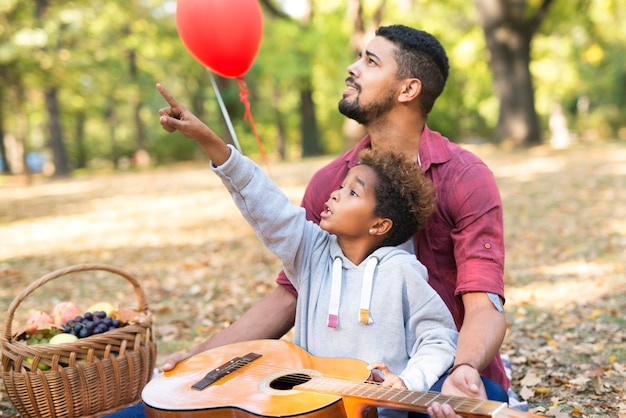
1;140;625;417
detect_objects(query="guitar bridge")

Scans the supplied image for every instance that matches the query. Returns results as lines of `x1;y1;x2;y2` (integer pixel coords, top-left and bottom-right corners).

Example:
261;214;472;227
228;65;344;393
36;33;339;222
191;352;262;390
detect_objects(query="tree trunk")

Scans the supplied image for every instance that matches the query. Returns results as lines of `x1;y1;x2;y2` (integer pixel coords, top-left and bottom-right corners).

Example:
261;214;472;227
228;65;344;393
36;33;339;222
191;78;207;125
75;111;87;169
106;94;119;165
0;83;9;174
300;85;322;157
272;84;286;160
15;79;31;179
45;87;71;176
474;0;554;147
35;0;70;175
133;99;147;151
488;26;540;146
127;48;148;153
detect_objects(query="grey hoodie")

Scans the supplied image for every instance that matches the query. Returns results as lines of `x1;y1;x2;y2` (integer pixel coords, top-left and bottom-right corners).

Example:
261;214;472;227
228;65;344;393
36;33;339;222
213;146;458;416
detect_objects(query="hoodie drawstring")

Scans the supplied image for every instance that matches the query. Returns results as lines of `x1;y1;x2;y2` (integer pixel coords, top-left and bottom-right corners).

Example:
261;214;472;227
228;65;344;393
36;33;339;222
327;256;379;328
327;256;342;328
359;256;378;324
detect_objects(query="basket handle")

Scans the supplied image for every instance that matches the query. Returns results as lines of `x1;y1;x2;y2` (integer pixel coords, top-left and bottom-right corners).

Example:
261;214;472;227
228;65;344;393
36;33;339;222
2;263;150;341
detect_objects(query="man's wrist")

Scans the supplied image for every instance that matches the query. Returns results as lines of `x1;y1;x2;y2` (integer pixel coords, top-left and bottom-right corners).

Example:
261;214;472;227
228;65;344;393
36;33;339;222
448;362;476;376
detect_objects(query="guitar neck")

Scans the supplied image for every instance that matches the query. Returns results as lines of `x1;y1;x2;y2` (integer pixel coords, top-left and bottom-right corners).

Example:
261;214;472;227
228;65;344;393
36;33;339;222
296;376;536;418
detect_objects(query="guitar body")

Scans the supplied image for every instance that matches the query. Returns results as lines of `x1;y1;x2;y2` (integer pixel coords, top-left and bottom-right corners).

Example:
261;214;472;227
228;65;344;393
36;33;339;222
141;339;372;418
142;339;542;418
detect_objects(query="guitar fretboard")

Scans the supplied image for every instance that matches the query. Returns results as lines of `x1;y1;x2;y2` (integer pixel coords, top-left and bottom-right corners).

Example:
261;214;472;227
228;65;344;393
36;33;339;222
296;376;508;417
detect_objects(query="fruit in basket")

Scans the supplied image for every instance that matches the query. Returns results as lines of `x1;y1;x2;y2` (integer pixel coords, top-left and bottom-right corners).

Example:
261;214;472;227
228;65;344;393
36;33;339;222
24;310;54;334
85;302;117;317
26;328;58;345
25;356;51;371
60;310;127;338
52;301;83;326
23;333;78;371
49;333;79;344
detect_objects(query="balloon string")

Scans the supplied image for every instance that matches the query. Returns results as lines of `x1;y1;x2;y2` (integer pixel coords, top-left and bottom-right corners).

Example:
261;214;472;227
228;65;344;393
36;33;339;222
237;76;271;176
208;71;242;154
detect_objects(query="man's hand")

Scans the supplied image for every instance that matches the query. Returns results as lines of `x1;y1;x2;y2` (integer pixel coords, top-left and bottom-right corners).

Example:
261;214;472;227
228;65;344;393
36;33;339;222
161;351;192;372
442;363;485;397
427;364;486;418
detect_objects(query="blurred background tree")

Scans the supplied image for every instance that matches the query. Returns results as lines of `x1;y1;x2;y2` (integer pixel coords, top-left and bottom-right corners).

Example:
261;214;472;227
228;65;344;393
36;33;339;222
0;0;624;177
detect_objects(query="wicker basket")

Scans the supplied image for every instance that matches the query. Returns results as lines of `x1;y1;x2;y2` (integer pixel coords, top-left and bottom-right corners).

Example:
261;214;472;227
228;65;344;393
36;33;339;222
1;264;157;418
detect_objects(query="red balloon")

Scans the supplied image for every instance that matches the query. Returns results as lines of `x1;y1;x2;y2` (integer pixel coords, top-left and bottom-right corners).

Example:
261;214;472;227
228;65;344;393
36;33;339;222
175;0;263;78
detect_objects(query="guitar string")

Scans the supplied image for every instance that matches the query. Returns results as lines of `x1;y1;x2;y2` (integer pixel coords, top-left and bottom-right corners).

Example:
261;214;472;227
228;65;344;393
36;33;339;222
214;360;499;411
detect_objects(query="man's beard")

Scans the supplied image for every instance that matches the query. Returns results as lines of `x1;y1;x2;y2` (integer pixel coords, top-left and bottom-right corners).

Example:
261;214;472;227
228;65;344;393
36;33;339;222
338;90;396;125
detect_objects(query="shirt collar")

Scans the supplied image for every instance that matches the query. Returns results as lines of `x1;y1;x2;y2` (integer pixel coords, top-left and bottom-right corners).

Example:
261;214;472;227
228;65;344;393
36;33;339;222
346;125;452;172
416;125;452;171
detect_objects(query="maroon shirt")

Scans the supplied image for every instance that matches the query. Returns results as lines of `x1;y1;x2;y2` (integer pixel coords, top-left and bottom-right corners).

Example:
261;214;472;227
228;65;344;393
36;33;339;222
277;126;508;388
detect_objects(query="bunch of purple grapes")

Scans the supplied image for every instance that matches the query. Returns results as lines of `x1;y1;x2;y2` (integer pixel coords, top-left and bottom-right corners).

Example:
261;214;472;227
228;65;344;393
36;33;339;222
60;311;126;338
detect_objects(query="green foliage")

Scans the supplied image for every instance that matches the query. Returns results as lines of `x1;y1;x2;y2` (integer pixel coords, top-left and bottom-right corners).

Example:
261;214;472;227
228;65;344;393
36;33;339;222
532;0;626;141
1;0;624;174
151;131;199;163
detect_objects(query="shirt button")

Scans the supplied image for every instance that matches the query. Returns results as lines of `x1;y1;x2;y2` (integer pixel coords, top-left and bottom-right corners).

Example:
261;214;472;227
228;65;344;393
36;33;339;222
484;243;492;249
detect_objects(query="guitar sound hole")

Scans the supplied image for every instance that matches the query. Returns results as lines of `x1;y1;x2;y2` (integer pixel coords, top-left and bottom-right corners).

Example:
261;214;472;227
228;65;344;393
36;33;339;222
269;373;311;390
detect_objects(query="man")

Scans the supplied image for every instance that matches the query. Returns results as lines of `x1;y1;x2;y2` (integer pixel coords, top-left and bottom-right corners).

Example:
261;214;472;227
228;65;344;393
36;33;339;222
162;24;508;418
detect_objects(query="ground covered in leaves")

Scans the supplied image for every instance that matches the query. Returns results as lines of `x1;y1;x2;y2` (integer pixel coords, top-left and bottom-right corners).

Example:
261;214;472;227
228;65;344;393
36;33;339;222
1;141;625;417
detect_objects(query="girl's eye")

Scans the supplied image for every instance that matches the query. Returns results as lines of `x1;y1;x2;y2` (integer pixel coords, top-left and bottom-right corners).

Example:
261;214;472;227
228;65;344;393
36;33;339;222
350;190;358;197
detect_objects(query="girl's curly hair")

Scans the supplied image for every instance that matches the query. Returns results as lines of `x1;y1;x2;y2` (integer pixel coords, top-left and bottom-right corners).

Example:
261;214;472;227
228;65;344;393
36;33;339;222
358;148;436;247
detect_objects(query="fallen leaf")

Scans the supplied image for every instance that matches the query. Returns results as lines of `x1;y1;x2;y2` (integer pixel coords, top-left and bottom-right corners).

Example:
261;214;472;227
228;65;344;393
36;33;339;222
546;405;570;418
520;371;542;387
569;376;590;387
534;387;552;395
520;386;535;400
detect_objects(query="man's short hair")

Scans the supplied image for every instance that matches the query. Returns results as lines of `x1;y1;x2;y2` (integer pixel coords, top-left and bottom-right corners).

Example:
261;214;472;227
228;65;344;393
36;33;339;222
376;25;449;116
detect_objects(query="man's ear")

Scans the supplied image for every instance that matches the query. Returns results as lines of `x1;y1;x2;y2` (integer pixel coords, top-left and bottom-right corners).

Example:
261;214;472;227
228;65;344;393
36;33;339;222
398;78;421;103
369;218;393;236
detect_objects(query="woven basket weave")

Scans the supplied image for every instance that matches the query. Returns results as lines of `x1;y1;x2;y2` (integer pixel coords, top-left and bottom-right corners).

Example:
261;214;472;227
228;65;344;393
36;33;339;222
1;264;157;418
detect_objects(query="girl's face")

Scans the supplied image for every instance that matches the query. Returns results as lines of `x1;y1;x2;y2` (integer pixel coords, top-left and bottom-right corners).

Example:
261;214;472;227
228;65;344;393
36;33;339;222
320;164;380;240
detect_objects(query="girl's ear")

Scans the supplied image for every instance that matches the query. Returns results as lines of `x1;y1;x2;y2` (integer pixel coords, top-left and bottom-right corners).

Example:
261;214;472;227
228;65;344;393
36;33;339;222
398;78;421;103
368;218;393;236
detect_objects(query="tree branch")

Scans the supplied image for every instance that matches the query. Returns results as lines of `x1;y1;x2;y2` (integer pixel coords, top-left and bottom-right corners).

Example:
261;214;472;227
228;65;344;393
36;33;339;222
258;0;294;21
528;0;555;36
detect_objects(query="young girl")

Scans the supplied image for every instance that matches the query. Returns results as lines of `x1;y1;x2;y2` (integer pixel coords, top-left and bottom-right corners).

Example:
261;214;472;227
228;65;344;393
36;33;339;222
156;83;458;418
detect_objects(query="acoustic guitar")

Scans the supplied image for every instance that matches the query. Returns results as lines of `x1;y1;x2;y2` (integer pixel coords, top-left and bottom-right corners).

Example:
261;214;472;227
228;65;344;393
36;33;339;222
141;339;541;418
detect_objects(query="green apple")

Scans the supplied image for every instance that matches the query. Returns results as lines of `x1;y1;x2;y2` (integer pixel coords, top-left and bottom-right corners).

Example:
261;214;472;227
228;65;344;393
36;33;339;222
25;357;50;371
49;333;78;344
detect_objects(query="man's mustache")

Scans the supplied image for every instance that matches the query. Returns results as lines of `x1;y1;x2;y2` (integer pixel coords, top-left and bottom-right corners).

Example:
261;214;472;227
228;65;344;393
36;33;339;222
345;77;361;92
